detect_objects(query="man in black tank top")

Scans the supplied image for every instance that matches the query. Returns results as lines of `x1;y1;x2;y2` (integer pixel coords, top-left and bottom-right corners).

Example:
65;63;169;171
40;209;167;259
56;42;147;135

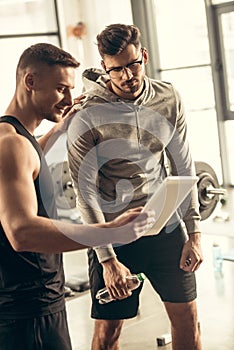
0;43;154;350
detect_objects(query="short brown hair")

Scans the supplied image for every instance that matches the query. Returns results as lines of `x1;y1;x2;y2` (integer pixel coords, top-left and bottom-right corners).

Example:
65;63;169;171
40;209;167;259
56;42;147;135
96;24;141;57
17;42;80;72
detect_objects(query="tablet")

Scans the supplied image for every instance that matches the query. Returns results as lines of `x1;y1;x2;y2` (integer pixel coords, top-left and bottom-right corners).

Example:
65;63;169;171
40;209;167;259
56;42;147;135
142;176;198;235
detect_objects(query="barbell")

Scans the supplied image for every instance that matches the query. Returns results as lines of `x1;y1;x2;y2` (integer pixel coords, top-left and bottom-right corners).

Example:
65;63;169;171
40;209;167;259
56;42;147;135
195;161;226;220
50;160;226;222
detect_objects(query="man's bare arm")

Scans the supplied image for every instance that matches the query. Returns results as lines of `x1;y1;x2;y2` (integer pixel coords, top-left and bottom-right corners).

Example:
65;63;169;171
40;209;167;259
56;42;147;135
0;134;154;253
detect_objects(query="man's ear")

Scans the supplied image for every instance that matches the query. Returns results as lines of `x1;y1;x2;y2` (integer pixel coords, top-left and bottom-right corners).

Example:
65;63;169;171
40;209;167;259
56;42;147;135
24;73;35;91
142;48;148;65
101;60;106;71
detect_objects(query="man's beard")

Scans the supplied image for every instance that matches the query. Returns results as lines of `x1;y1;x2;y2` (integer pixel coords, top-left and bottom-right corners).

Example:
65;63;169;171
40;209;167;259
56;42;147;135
111;78;141;95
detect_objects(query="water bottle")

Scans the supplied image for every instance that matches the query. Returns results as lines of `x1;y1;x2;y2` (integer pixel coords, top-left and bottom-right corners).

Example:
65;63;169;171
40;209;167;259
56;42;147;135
212;242;223;273
96;272;146;304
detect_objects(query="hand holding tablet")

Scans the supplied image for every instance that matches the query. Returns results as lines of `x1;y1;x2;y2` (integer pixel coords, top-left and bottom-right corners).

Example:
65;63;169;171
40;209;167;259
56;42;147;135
142;176;198;236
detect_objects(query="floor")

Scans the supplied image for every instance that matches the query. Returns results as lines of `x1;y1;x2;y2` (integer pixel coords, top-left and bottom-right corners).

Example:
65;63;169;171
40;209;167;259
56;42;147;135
63;189;234;350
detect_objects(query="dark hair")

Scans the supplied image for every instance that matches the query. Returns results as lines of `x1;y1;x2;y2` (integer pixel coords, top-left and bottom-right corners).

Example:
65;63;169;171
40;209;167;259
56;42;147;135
96;24;141;57
17;42;80;72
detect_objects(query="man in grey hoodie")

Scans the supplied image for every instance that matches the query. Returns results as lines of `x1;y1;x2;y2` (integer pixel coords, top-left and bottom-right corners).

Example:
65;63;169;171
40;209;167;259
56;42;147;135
67;24;203;350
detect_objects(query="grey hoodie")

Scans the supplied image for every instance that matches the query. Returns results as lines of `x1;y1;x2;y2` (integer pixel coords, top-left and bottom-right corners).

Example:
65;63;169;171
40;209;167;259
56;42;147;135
67;68;201;260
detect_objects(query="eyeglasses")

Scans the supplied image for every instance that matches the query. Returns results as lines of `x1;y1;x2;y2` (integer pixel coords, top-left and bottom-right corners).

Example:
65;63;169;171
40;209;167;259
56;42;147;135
105;49;144;79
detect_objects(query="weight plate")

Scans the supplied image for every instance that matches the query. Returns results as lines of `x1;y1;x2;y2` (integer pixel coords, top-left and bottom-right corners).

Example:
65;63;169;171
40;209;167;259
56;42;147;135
195;161;220;220
49;161;76;209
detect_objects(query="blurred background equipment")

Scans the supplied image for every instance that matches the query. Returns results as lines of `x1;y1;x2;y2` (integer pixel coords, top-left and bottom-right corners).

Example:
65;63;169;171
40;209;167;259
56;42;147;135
49;161;82;223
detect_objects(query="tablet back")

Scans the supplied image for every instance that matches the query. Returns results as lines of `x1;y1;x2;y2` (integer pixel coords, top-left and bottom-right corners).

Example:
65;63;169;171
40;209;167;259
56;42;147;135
142;176;198;235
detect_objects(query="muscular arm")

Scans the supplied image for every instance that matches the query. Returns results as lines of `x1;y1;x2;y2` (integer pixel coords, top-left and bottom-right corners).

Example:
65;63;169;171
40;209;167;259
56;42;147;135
0;133;153;254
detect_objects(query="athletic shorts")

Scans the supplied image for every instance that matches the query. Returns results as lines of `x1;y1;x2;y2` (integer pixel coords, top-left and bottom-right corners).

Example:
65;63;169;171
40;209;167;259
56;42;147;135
88;224;197;320
0;309;72;350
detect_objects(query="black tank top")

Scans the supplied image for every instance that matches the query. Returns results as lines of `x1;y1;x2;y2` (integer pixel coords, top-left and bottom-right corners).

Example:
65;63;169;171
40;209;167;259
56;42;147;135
0;116;65;319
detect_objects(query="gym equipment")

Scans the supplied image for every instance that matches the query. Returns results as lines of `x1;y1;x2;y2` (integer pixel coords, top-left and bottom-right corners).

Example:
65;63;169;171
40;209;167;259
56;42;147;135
213;243;234;276
64;285;75;298
50;160;226;223
195;161;226;220
157;322;200;347
50;161;76;209
49;161;82;223
65;271;90;293
156;333;172;346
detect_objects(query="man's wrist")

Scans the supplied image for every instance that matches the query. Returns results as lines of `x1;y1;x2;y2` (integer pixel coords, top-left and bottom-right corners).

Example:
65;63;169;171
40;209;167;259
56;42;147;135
101;257;116;266
188;231;201;242
94;244;116;263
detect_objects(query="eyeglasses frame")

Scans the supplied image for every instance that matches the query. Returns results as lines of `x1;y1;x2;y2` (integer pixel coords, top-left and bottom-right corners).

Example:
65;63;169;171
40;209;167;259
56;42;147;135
105;48;144;78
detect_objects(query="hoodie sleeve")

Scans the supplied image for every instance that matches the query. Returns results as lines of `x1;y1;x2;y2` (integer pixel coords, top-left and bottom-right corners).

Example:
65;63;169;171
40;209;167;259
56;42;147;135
67;109;105;223
67;109;116;262
166;87;201;234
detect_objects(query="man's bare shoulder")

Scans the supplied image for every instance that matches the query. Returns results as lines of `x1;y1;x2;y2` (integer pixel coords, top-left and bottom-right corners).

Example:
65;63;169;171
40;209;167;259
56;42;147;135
0;123;30;149
0;124;40;175
0;120;17;135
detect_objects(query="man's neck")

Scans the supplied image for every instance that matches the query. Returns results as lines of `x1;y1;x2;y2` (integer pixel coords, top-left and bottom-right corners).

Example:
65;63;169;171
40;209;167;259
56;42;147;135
108;81;145;101
5;99;40;135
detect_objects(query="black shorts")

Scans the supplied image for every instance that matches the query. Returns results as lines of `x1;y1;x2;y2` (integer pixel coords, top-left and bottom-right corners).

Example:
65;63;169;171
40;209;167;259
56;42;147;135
88;224;197;320
0;309;72;350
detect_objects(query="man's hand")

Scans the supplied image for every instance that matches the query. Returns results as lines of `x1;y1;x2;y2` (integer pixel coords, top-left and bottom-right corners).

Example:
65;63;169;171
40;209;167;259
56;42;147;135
180;233;203;272
101;258;132;301
55;94;86;133
107;207;156;244
97;208;155;300
38;94;85;151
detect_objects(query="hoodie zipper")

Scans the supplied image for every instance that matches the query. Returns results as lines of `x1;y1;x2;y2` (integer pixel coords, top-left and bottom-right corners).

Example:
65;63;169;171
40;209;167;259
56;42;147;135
135;106;141;152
